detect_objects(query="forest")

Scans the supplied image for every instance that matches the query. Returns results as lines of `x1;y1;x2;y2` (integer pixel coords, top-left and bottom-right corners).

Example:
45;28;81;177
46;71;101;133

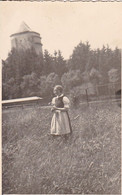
2;41;121;102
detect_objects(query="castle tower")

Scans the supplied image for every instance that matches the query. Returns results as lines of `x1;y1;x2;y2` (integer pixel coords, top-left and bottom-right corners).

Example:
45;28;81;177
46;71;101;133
10;22;43;55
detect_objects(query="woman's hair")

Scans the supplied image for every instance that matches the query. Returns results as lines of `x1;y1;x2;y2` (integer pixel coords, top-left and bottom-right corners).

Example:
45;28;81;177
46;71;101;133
54;85;63;93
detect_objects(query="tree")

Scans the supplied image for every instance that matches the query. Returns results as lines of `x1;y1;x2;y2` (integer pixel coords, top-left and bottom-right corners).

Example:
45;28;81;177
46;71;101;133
20;72;40;97
67;41;91;73
108;68;119;83
2;77;20;100
22;47;44;77
39;73;61;98
61;70;82;92
89;68;102;85
2;47;43;83
52;50;67;77
2;47;44;99
43;50;54;75
112;47;121;82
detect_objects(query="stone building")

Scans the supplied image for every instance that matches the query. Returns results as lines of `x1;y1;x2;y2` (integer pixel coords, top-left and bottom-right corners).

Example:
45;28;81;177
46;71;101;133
10;22;43;55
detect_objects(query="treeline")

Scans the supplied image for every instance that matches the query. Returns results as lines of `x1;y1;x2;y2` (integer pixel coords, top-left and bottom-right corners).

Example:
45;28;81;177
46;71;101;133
2;42;121;101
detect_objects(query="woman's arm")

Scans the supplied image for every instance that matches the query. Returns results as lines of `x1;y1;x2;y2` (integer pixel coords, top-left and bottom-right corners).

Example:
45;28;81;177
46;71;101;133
51;97;56;112
53;106;68;111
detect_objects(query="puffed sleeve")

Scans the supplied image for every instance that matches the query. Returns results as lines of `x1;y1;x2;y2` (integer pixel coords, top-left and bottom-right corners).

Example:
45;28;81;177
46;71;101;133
63;96;70;109
51;97;55;105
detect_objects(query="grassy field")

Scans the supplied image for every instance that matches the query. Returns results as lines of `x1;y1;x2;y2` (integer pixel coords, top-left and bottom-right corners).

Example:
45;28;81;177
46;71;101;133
2;101;121;194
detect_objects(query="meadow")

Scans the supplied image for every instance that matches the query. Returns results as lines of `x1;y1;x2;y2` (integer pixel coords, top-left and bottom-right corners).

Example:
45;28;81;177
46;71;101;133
2;101;121;194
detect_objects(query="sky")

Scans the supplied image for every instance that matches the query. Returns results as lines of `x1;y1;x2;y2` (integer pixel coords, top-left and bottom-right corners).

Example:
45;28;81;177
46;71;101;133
0;2;122;60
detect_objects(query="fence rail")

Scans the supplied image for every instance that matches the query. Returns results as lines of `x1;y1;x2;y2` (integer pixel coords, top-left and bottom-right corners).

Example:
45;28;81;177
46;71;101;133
71;82;121;107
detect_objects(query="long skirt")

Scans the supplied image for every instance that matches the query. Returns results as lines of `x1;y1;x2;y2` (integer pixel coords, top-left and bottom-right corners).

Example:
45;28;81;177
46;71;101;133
51;110;72;135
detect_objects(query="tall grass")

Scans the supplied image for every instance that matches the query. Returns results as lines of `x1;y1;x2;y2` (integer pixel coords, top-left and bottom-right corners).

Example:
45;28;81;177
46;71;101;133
2;101;121;194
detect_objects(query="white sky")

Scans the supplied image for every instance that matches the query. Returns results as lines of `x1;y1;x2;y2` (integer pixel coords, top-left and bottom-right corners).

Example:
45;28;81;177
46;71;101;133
0;2;122;60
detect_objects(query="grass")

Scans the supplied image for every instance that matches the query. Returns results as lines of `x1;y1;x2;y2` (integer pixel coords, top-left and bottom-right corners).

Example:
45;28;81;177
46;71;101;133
2;101;121;194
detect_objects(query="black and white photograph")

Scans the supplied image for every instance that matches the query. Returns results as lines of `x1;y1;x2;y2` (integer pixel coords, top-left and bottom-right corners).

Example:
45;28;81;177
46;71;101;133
0;2;121;194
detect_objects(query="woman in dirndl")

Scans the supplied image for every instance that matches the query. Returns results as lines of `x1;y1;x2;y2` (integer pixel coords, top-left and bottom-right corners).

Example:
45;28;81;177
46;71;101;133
51;85;72;136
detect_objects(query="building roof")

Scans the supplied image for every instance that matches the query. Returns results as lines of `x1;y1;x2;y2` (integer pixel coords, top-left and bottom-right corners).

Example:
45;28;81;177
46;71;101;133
2;96;43;104
10;22;40;37
17;21;32;33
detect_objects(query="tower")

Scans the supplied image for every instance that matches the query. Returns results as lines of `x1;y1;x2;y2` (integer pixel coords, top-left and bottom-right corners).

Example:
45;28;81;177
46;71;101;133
10;22;43;55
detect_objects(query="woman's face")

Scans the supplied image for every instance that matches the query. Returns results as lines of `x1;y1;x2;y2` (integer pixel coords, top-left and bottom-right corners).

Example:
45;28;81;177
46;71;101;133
53;88;61;96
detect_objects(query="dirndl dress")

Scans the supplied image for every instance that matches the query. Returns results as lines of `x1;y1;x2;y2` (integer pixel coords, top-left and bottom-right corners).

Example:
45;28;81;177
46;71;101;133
51;95;72;135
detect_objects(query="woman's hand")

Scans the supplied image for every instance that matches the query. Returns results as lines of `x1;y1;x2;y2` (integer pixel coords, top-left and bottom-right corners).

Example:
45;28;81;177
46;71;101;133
51;106;58;112
51;106;68;112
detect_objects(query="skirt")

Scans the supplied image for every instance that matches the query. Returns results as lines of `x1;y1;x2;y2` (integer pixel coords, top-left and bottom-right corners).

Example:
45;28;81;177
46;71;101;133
51;110;72;135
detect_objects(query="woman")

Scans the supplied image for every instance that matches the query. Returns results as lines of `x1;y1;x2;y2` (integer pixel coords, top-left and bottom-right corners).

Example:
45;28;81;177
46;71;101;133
51;85;72;135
